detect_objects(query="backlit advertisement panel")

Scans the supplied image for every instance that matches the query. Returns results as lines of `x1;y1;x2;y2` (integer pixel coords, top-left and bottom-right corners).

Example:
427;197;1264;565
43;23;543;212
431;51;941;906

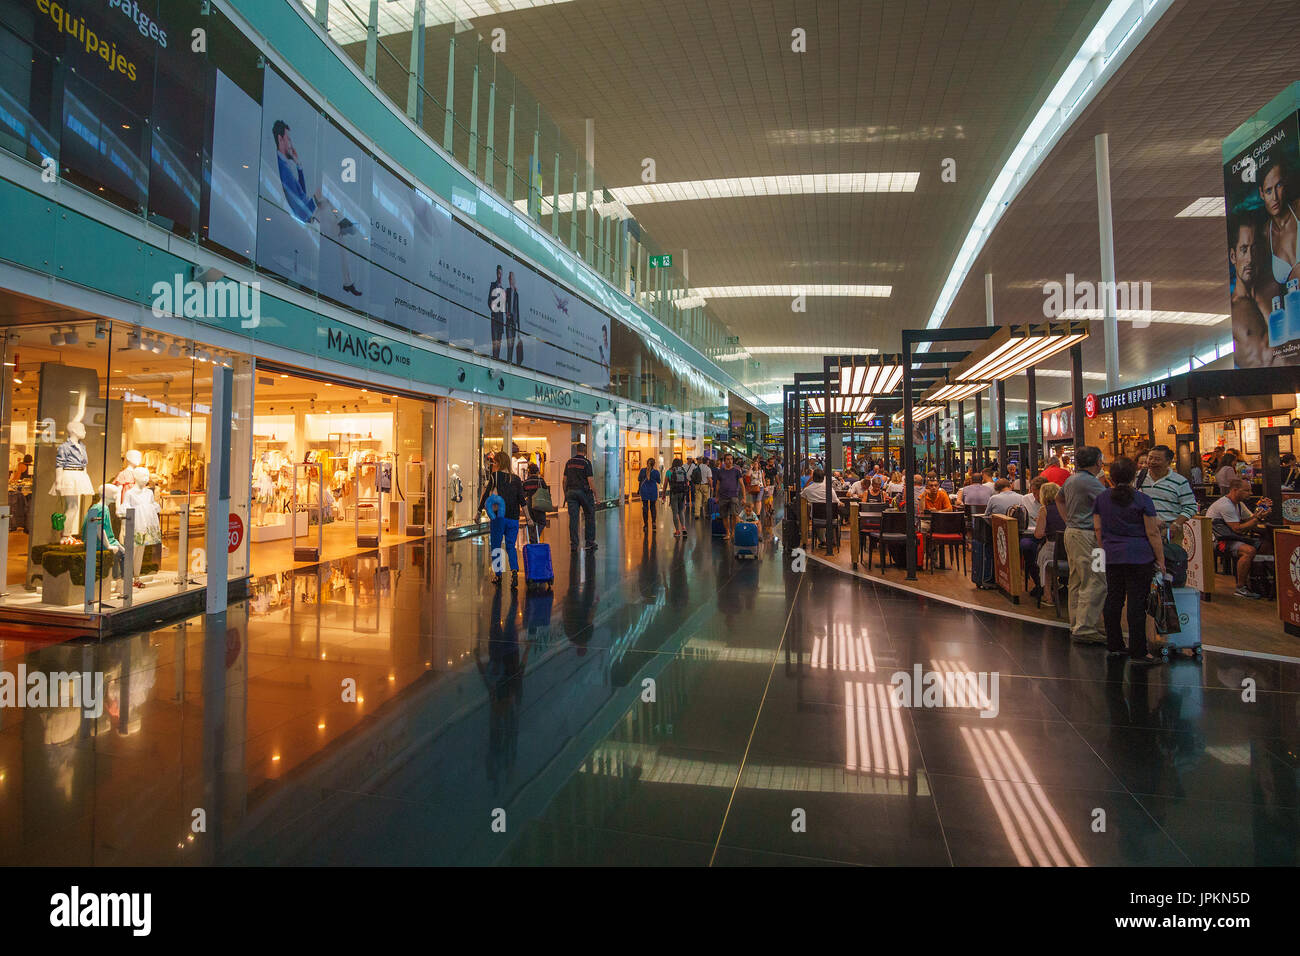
1224;107;1300;368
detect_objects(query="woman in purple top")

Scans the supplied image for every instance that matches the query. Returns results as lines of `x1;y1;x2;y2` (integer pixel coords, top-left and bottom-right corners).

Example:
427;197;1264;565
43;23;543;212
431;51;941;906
1092;456;1166;665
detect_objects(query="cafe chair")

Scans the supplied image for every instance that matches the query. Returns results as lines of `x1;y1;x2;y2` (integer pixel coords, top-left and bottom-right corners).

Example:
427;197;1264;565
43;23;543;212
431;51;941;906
924;510;966;574
857;501;886;555
1037;530;1067;616
809;502;840;554
868;510;908;572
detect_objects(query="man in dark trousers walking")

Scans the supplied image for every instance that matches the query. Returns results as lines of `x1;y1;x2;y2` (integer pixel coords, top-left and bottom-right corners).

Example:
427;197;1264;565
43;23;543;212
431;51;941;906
564;442;598;551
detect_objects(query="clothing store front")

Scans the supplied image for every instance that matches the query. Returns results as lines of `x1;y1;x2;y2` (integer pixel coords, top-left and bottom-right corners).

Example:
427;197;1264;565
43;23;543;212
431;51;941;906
250;367;434;572
510;413;581;503
0;314;252;626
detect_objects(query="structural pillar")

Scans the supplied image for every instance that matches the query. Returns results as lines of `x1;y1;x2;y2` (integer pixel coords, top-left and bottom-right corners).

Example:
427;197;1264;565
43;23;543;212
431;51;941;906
1070;343;1086;453
1026;367;1038;479
442;31;455;151
405;0;425;123
364;0;378;79
985;273;998;451
1096;133;1121;393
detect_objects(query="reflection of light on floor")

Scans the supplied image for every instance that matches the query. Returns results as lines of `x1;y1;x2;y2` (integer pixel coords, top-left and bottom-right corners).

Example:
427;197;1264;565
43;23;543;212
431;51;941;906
960;727;1088;867
844;681;909;778
579;743;925;796
930;659;993;711
1204;744;1249;766
811;622;874;672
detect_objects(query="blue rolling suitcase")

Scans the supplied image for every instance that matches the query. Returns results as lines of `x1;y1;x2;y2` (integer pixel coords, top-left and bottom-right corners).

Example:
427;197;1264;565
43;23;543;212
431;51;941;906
705;496;718;520
523;542;554;589
734;521;760;559
712;516;727;537
1159;586;1202;659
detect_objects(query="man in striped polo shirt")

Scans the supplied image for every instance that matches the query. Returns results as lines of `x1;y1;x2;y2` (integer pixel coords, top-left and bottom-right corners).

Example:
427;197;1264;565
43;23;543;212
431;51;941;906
1137;445;1197;542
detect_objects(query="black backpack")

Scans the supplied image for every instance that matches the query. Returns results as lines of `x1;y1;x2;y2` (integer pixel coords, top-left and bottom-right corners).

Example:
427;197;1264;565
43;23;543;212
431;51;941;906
669;466;689;494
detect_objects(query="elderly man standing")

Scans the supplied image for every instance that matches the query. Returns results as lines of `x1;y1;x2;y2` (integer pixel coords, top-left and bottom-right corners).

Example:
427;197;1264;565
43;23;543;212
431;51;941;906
1058;445;1108;645
1138;444;1197;545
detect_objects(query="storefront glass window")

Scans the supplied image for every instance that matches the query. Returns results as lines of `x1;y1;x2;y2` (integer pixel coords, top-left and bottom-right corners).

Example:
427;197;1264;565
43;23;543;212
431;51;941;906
445;398;477;530
0;319;251;615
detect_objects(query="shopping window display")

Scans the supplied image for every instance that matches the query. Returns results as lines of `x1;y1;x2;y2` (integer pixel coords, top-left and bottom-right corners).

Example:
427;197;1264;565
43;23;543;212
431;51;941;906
0;315;252;616
249;371;433;570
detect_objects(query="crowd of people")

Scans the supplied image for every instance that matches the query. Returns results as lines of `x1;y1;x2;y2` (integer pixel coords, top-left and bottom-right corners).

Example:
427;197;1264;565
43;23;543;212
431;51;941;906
793;442;1279;666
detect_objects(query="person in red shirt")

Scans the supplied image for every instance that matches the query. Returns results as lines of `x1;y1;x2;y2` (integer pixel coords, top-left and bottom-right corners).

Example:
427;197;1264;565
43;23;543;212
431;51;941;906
1041;456;1071;486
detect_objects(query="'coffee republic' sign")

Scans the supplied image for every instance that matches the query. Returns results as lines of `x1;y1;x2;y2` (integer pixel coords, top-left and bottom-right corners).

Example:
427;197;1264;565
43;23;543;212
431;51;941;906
1094;381;1168;414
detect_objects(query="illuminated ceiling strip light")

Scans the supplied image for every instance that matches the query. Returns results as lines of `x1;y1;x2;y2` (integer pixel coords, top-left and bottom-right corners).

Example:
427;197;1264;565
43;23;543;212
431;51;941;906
748;346;879;356
923;380;990;403
613;172;919;205
1175;197;1226;218
692;285;892;298
953;324;1090;382
921;0;1176;344
1056;309;1227;327
837;357;905;396
529;172;918;215
317;0;576;45
673;295;708;309
809;396;873;414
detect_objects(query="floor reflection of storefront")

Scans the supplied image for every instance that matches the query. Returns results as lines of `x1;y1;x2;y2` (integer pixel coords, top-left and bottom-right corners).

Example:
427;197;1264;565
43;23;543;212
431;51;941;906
249;367;433;574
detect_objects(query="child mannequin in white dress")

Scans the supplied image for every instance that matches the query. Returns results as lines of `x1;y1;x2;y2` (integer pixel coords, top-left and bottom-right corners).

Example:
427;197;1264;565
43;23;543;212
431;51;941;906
119;466;161;586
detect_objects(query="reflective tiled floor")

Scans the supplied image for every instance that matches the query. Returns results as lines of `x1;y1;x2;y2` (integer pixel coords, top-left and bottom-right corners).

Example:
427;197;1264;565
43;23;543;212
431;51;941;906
1;505;1297;865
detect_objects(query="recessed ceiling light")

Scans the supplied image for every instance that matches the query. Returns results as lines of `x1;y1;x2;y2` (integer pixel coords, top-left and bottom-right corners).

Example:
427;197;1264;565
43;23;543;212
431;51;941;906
690;285;891;299
1175;197;1225;218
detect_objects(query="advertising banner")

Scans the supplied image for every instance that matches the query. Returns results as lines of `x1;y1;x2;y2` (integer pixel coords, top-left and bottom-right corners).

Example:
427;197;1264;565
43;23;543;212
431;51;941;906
1040;405;1075;444
1224;107;1300;368
991;513;1022;599
209;66;609;389
1274;528;1300;629
1182;515;1213;595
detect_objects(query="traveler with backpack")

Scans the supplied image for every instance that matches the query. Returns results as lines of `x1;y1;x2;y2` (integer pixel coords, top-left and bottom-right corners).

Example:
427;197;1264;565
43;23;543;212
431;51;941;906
665;457;691;536
691;457;713;518
521;462;550;543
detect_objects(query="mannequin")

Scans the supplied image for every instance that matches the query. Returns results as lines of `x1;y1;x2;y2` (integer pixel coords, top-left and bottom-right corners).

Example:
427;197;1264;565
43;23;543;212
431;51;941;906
50;420;94;545
119;465;161;586
447;463;463;522
84;484;126;599
114;449;143;489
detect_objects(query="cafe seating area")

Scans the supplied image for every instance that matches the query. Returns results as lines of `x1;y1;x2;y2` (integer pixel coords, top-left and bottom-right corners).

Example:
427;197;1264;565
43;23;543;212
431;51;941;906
795;495;1300;660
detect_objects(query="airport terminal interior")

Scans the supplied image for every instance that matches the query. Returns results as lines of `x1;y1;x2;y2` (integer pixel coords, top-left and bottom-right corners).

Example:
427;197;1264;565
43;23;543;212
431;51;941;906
0;0;1299;880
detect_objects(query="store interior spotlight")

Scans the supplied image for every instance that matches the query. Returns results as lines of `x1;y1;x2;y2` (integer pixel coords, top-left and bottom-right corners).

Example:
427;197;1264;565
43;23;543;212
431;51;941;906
95;321;107;340
49;329;65;346
63;328;79;346
168;341;182;358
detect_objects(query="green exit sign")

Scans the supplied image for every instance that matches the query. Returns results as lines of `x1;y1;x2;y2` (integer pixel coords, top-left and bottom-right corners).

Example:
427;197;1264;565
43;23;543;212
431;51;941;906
648;254;673;268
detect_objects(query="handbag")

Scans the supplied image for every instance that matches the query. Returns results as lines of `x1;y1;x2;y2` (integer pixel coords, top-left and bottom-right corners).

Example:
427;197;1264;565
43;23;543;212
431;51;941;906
51;511;66;532
531;479;553;512
1146;576;1182;634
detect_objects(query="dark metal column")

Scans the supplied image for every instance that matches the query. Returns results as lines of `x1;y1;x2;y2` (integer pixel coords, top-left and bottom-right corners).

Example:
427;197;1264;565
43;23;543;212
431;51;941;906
1026;367;1038;479
1070;343;1086;452
997;384;1008;478
957;400;966;479
902;349;917;580
975;393;984;472
823;359;834;552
